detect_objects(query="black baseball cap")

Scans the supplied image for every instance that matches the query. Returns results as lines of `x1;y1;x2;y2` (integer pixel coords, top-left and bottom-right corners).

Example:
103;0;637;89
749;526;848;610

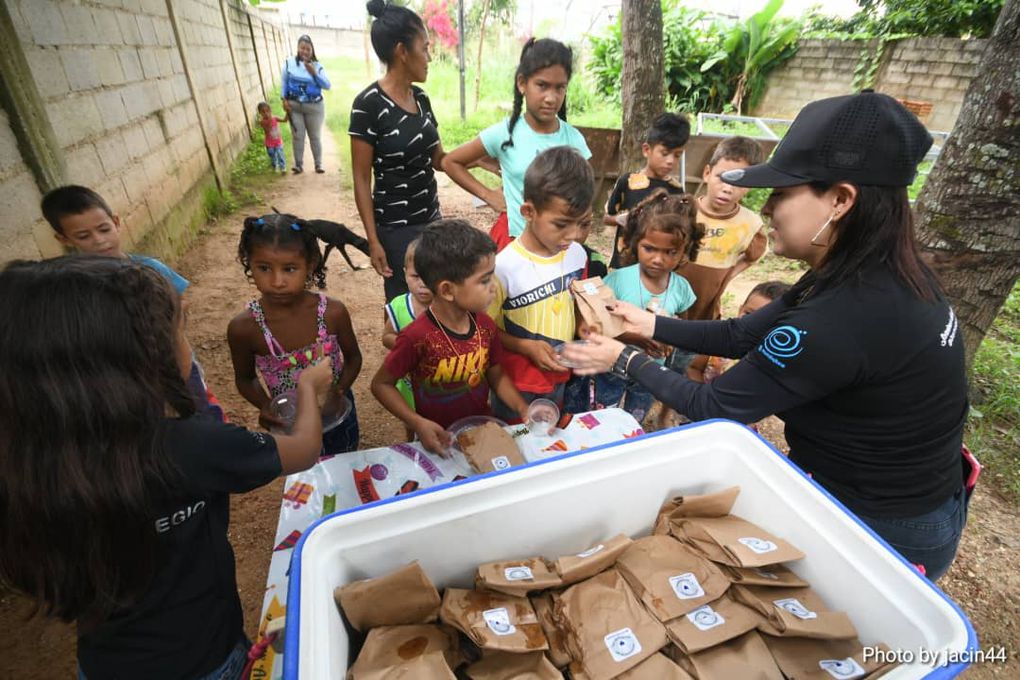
721;90;933;188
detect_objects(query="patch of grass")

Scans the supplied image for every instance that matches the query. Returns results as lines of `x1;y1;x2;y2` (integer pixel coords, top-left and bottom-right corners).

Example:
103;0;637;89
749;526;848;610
202;89;294;222
967;281;1020;502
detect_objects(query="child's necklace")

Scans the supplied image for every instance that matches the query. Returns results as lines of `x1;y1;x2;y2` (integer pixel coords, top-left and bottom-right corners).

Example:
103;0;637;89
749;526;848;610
640;270;671;314
429;307;484;388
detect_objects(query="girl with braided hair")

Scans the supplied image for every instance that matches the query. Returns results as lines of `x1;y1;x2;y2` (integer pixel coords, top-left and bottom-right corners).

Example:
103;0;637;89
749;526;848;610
0;256;333;679
228;213;362;456
442;37;591;251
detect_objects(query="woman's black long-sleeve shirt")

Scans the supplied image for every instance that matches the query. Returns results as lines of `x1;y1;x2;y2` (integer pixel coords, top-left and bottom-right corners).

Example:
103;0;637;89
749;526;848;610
626;265;968;519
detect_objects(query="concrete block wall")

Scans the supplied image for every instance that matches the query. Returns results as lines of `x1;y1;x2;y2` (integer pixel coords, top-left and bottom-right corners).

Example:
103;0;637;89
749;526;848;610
753;37;986;133
0;0;289;263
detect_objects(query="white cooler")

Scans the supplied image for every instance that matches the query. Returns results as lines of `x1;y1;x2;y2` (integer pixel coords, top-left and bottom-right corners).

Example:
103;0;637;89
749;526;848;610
283;419;977;679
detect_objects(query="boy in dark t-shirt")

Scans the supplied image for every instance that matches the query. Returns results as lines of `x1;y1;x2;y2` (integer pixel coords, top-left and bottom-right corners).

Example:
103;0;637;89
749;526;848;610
605;112;691;268
371;220;530;455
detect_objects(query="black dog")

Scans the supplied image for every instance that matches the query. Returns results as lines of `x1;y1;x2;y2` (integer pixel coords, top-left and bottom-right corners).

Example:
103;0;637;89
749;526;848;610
303;219;371;272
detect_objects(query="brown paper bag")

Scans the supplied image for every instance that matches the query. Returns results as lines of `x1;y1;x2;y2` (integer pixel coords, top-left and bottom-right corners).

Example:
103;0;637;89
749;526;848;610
723;563;809;588
465;650;564;679
763;637;896;679
554;568;667;680
477;557;563;596
616;536;731;621
346;625;460;680
671;515;805;567
653;488;740;534
439;588;548;653
530;592;572;668
671;631;784;680
569;277;625;337
349;651;455;680
731;585;857;640
664;593;762;654
553;534;633;586
455;422;526;473
615;653;696;679
336;562;442;632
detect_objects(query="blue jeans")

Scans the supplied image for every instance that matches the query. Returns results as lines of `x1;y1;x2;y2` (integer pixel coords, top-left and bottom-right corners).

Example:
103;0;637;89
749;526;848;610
321;389;360;457
857;487;969;582
79;638;249;680
266;145;286;171
567;373;654;424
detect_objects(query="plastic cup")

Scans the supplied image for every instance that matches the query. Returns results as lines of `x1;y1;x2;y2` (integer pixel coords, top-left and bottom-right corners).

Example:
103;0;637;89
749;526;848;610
553;340;592;369
526;398;560;437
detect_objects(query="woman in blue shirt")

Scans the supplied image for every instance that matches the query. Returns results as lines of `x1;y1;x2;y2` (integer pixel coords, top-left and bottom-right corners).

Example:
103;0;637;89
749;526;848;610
281;35;331;174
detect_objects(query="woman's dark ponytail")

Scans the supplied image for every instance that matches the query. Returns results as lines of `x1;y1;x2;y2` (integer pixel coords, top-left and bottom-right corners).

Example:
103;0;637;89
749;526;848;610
501;38;573;151
367;0;426;65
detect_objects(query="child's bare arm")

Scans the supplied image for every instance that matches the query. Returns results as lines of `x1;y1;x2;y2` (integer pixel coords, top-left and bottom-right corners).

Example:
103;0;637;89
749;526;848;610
371;364;451;455
442;138;505;212
381;311;398;350
326;300;361;394
498;330;567;373
485;364;529;422
687;354;709;383
227;314;283;429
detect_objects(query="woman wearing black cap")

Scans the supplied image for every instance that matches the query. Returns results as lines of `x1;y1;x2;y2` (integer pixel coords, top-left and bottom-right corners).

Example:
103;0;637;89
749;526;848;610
563;91;970;581
350;0;444;299
282;34;330;174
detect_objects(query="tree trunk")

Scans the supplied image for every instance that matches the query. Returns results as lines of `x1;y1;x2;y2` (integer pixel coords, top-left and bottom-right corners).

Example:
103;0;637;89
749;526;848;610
620;0;664;173
474;0;491;112
915;0;1019;369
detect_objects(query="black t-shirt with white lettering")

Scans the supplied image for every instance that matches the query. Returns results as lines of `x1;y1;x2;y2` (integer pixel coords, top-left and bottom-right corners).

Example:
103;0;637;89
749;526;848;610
633;264;968;518
349;82;441;229
77;417;282;679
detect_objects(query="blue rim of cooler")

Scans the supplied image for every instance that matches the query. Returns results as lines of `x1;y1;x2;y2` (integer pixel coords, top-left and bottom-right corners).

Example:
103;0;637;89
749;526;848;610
283;418;978;679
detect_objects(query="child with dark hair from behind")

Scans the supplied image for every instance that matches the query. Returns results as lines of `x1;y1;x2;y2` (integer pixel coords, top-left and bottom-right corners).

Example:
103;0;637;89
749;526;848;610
372;219;529;454
605;112;691;268
257;101;290;174
228;214;362;456
487;146;594;420
40;184;224;420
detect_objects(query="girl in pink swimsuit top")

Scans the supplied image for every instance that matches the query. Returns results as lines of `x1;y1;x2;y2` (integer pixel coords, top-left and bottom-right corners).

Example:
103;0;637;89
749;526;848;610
228;214;362;456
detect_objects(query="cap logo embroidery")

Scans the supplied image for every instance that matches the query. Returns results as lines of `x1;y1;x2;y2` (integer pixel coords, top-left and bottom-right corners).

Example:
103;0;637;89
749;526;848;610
721;168;745;181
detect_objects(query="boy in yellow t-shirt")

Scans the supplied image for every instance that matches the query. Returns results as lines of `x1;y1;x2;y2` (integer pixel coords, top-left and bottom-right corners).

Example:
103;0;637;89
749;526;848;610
677;136;767;321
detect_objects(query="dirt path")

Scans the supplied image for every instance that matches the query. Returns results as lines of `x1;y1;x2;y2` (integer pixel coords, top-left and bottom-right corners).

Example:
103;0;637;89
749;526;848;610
1;125;1016;677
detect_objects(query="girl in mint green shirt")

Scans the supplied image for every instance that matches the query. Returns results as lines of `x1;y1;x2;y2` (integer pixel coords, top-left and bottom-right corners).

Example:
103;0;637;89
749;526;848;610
441;38;591;248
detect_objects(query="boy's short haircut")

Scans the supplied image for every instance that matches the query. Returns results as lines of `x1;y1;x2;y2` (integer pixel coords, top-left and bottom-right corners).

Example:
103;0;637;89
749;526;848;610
404;236;422;268
41;185;114;234
523;146;594;216
414;219;496;292
750;280;792;301
645;112;691;149
257;101;270;111
707;136;766;168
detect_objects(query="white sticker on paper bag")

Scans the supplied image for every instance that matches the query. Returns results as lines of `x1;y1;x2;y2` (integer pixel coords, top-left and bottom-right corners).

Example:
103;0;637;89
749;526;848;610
576;544;605;558
819;657;867;679
752;567;780;580
686;605;726;631
669;572;705;599
604;627;642;662
773;598;817;620
583;282;598;295
504;566;534;581
491;456;511;470
483;607;516;636
738;537;778;554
